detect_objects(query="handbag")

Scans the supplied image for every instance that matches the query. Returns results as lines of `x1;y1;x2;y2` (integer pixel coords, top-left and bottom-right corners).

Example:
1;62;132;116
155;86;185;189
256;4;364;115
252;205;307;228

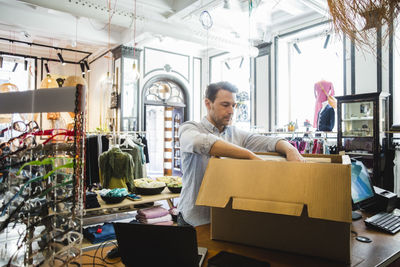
319;82;337;109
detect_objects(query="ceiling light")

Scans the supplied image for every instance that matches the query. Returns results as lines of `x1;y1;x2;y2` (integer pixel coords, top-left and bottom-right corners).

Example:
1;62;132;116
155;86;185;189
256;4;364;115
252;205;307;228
293;43;301;54
57;52;66;65
323;34;331;49
80;62;85;75
224;62;231;70
223;0;230;9
239;57;244;68
12;62;18;72
44;62;50;73
24;60;28;71
84;60;91;72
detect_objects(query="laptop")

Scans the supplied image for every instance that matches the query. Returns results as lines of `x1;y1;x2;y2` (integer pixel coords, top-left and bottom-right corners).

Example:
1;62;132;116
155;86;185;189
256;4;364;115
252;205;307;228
113;222;207;267
351;159;376;211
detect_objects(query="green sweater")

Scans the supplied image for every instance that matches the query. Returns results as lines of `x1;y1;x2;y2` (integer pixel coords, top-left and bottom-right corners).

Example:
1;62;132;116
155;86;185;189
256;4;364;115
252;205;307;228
99;147;134;192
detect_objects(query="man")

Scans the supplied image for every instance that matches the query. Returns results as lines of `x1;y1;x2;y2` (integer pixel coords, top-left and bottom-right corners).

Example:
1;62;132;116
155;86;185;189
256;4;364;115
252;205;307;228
178;81;304;226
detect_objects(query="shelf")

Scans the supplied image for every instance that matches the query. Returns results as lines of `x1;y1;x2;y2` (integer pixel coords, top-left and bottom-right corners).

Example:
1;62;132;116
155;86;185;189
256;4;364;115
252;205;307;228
342;117;373;121
342;135;373;138
0;86;85;114
85;188;180;212
345;152;373;157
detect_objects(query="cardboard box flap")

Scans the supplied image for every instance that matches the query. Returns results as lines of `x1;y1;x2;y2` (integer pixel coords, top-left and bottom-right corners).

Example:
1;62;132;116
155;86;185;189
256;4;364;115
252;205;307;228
232;197;304;216
196;158;351;223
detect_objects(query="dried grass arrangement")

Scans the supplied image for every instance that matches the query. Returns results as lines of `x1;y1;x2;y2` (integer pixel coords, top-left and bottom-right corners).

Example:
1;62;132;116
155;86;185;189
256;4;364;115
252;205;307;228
327;0;400;49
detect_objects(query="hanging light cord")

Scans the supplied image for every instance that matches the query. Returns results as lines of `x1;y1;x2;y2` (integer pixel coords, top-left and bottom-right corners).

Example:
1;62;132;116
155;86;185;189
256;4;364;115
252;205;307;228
133;0;137;59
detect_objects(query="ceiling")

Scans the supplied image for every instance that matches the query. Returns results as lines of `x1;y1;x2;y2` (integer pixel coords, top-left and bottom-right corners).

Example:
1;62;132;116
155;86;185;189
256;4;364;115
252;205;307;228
0;0;329;63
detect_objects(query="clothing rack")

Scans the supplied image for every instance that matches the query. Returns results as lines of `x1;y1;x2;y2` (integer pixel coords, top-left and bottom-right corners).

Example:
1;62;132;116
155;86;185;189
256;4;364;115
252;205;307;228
255;131;337;140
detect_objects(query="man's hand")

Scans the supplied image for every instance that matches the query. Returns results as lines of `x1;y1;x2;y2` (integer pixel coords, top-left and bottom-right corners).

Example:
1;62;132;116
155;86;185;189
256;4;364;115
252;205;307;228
275;140;305;162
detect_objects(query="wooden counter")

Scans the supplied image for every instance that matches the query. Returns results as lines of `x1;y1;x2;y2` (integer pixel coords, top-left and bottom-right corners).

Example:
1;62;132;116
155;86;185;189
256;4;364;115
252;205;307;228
81;213;400;266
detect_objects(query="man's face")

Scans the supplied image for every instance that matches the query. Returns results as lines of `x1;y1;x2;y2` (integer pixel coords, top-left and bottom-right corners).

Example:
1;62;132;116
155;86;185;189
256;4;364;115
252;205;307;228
205;89;237;130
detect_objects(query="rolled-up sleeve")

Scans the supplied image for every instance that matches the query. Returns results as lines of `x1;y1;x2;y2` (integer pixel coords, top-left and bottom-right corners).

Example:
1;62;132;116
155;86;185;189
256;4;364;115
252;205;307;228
179;122;220;155
241;131;285;152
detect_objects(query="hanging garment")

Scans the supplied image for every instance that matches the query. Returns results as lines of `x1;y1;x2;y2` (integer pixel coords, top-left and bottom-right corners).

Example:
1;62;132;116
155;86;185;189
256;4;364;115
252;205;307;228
317;105;335;131
85;135;109;186
121;145;144;180
99;147;134;191
141;136;150;163
85;136;100;185
314;81;334;128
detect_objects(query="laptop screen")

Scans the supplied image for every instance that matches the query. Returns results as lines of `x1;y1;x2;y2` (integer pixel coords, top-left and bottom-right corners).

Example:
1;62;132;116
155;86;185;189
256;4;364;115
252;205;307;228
351;160;375;205
113;223;203;267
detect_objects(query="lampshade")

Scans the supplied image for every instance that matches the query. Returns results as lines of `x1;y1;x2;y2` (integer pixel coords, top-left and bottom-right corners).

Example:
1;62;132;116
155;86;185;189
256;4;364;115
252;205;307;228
0;82;18;92
0;83;18;123
40;74;58;89
64;75;87;87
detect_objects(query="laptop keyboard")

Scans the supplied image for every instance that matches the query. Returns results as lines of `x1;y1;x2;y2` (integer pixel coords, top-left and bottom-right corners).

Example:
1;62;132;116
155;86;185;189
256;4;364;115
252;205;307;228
364;212;400;234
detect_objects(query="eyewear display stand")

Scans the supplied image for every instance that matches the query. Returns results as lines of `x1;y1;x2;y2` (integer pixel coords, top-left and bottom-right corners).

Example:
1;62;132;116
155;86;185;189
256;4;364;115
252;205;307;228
0;85;85;266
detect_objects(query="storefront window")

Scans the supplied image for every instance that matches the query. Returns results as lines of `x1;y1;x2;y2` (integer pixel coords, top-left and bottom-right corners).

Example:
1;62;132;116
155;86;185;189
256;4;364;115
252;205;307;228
210;53;251;130
0;57;35;132
277;27;343;131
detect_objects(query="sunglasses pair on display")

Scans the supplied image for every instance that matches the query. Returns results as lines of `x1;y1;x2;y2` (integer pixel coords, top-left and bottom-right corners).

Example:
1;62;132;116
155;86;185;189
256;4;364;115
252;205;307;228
0;135;36;160
0;129;75;160
0;121;39;136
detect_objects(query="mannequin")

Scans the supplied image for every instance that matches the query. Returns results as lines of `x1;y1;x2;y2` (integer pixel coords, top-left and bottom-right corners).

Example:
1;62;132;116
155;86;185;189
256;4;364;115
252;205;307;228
314;80;334;128
317;100;335;131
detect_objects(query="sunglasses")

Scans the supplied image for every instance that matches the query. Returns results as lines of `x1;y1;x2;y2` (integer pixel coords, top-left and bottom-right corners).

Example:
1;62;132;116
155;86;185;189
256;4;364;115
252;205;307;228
0;135;36;160
21;129;74;145
0;121;39;135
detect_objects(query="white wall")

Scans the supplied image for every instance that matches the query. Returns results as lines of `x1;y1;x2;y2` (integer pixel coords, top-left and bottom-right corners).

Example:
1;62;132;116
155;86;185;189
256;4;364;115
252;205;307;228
87;56;110;131
255;55;269;130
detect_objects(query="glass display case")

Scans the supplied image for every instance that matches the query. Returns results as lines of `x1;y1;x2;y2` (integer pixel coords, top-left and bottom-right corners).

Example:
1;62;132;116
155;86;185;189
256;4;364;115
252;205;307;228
112;45;141;131
337;92;389;186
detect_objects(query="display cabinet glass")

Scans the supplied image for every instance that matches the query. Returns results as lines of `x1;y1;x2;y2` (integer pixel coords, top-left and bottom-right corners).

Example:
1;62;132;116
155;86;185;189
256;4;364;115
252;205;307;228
337;92;389;186
112;45;141;131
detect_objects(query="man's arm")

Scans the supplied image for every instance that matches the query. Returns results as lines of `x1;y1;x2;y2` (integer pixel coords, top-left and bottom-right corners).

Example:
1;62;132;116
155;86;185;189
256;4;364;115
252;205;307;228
210;140;262;160
275;140;305;162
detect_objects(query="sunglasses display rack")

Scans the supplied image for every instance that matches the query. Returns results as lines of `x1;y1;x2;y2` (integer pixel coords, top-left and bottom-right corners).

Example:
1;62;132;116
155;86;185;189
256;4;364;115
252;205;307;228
0;85;86;266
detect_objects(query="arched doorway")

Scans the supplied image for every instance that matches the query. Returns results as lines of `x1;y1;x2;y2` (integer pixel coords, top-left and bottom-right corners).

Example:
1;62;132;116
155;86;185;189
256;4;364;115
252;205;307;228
142;77;188;177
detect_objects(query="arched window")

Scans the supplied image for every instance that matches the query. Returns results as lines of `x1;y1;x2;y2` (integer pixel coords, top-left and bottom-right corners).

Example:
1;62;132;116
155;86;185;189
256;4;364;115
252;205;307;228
144;80;185;107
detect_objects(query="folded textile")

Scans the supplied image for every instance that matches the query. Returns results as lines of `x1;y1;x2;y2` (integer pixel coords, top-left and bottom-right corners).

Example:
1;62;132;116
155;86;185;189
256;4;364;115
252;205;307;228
154;221;174;226
137;207;169;219
136;214;172;224
83;222;116;244
85;201;100;209
86;191;98;199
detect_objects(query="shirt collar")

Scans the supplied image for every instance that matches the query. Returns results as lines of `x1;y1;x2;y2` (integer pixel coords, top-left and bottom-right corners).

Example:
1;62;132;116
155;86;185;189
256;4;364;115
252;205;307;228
201;116;230;134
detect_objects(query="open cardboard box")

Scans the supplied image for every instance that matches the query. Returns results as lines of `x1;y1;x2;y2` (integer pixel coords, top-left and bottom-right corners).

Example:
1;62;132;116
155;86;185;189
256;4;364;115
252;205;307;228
196;153;352;263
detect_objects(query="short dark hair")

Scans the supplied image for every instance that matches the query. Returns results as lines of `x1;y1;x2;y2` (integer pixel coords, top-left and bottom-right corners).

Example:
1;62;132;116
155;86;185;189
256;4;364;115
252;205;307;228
205;81;238;102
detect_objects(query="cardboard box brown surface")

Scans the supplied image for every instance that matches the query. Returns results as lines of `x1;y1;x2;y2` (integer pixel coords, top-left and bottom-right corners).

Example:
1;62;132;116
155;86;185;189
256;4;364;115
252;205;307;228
196;155;351;263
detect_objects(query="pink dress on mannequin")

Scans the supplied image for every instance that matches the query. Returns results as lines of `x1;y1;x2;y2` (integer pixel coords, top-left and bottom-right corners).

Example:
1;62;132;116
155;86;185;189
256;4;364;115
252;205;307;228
314;80;334;128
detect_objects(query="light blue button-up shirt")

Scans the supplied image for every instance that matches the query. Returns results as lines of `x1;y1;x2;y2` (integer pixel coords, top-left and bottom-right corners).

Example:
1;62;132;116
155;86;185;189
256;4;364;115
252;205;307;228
178;117;284;226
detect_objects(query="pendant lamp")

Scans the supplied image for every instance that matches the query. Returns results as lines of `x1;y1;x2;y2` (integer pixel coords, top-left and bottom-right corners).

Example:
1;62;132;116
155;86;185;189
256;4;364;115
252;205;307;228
0;83;19;123
0;82;18;92
40;74;58;89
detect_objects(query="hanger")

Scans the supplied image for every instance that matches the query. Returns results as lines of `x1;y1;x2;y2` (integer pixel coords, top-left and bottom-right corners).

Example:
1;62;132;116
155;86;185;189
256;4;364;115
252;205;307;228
121;134;137;148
